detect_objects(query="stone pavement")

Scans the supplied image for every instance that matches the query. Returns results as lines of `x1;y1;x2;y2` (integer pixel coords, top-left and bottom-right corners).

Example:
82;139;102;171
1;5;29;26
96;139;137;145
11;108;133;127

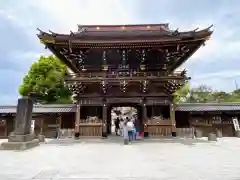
0;137;240;179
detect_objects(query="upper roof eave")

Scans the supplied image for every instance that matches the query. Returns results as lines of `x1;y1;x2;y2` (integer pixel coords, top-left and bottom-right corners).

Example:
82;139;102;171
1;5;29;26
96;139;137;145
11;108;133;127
37;25;213;42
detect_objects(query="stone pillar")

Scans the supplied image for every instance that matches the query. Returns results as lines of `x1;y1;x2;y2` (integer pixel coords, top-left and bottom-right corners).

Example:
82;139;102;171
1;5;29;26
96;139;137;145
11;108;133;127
15;97;33;135
38;118;45;142
102;103;107;137
169;103;177;137
195;128;203;138
208;133;217;141
74;104;81;138
216;128;222;138
1;97;39;150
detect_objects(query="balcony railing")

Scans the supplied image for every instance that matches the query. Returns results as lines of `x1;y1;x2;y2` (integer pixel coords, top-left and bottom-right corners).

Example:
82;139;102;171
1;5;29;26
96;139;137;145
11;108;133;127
66;70;186;79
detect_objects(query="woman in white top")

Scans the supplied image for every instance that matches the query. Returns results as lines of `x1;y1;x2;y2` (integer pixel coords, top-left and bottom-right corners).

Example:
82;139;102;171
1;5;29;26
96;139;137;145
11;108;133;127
126;117;134;141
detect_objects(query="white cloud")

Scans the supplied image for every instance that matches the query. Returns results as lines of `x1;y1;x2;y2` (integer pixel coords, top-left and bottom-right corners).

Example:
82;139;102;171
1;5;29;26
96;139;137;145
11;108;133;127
188;39;240;64
28;0;139;33
0;0;240;96
193;70;240;80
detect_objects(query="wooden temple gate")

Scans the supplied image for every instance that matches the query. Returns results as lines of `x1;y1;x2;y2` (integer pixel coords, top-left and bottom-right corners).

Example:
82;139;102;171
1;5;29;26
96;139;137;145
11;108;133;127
37;23;212;138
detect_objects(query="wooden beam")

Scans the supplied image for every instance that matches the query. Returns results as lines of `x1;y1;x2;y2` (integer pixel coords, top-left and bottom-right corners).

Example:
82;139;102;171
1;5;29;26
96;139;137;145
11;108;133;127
75;104;81;133
102;104;107;134
169;103;176;132
58;116;62;129
40;118;44;134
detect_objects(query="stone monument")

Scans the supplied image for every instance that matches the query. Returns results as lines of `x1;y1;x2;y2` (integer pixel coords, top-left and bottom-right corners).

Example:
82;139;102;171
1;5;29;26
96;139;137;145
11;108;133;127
1;97;39;150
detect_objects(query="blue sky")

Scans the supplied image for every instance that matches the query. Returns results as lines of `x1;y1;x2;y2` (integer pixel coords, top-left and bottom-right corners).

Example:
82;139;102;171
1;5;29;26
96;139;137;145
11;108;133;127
0;0;240;104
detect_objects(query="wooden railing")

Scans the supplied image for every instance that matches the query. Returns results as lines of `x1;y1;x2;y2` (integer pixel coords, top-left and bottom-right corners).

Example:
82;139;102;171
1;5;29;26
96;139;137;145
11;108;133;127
147;125;172;137
79;123;102;137
145;119;173;137
191;119;233;127
78;118;103;137
66;71;185;79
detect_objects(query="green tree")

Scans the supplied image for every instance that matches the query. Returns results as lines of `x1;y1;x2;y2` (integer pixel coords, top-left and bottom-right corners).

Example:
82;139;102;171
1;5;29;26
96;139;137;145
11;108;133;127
224;89;240;102
19;56;72;104
189;85;213;103
211;91;231;102
173;83;190;104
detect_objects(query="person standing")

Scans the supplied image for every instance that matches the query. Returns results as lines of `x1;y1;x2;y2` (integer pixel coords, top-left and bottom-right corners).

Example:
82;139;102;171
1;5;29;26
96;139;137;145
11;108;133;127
114;117;120;136
126;117;134;142
119;119;124;136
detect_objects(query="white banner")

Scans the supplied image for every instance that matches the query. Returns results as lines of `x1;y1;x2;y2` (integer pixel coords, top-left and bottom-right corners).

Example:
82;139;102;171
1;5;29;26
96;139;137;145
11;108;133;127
232;117;240;131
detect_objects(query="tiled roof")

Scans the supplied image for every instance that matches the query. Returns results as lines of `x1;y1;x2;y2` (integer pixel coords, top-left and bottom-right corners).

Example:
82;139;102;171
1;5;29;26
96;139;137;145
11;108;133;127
0;103;240;114
176;103;240;112
33;104;76;113
0;106;16;114
0;104;76;114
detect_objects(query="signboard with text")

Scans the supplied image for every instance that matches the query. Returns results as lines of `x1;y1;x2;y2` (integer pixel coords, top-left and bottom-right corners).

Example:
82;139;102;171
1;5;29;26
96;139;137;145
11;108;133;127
232;117;240;131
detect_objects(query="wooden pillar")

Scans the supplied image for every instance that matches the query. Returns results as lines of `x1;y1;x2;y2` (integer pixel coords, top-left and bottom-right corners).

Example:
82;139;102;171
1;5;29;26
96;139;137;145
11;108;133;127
142;103;147;123
40;118;44;134
169;103;176;133
102;103;107;135
142;102;147;136
58;115;62;129
75;104;81;133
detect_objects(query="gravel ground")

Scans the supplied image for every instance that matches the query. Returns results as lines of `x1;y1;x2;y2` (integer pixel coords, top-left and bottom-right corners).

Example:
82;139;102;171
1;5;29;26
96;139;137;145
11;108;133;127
0;137;239;179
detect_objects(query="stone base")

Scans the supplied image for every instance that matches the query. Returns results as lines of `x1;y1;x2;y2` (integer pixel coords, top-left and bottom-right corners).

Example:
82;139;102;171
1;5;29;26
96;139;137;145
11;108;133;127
216;130;222;138
1;139;39;150
38;134;45;142
234;131;240;138
195;129;203;138
208;133;217;141
8;134;35;142
124;139;129;145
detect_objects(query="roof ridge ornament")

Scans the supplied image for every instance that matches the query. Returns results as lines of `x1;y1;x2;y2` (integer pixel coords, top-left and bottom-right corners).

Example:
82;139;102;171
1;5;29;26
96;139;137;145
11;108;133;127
37;28;44;35
193;28;199;32
49;30;56;36
76;27;87;35
207;24;214;31
171;28;179;36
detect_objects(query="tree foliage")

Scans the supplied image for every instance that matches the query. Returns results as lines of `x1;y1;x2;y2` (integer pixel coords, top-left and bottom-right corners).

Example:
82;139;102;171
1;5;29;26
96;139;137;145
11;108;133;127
173;83;190;104
174;83;240;104
19;56;72;104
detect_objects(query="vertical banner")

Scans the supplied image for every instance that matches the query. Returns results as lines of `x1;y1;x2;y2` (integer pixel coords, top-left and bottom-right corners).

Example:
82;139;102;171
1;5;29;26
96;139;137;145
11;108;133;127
232;117;240;131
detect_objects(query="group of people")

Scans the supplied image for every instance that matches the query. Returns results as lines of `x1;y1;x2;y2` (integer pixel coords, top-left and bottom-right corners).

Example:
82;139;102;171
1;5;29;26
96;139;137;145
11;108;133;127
114;117;136;141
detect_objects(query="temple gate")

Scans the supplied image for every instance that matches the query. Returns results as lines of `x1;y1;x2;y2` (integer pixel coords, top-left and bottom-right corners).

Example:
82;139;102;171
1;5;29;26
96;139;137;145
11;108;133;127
38;24;212;138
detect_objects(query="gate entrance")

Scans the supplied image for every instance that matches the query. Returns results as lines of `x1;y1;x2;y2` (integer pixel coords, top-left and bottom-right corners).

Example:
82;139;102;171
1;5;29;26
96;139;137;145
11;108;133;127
107;103;143;136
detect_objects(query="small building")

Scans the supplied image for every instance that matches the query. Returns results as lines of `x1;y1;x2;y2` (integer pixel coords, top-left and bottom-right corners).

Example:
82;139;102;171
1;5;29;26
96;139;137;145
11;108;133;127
0;103;239;138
